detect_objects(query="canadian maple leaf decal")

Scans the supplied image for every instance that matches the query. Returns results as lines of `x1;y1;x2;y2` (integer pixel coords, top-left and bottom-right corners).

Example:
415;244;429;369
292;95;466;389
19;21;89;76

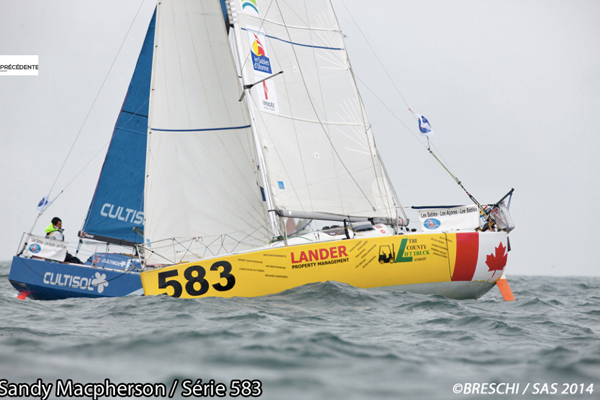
485;242;507;278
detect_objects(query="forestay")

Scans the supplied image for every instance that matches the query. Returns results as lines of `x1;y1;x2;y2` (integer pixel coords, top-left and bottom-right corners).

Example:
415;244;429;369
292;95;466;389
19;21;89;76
144;0;271;264
231;0;398;222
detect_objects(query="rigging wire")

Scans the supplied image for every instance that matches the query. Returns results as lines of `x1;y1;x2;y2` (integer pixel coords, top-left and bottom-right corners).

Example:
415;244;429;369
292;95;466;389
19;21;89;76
236;0;331;220
354;75;427;150
337;0;411;112
80;94;151;235
338;0;486;214
237;0;276;74
273;0;379;213
336;12;401;222
29;0;148;234
46;142;110;208
242;0;315;212
56;92;149;211
228;0;282;237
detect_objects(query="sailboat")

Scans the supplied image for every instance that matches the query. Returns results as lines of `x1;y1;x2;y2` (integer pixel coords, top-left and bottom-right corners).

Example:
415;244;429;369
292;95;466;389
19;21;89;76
7;11;158;300
137;0;515;301
9;0;515;302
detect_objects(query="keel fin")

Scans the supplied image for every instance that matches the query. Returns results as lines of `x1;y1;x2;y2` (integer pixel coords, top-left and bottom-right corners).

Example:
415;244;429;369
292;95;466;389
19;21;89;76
496;274;514;301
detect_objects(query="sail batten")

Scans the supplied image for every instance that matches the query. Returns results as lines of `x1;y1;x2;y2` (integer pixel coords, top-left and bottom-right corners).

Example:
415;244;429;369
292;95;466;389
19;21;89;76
150;124;251;132
274;209;396;225
240;28;344;50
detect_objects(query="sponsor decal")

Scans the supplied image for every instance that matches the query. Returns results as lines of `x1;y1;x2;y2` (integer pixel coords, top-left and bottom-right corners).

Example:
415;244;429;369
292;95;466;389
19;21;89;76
419;206;479;232
241;0;260;15
43;271;109;293
249;33;272;74
378;245;395;264
423;218;441;230
100;203;143;224
92;272;109;293
24;235;67;262
290;245;349;269
246;27;279;113
257;79;279;113
394;238;431;263
395;238;413;263
98;258;128;268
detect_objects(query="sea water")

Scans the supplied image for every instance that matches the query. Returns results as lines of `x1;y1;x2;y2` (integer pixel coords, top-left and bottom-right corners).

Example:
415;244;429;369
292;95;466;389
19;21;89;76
0;261;598;399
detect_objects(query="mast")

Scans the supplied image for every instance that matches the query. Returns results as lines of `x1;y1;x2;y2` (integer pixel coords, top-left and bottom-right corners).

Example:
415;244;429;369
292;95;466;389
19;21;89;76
227;0;281;239
228;0;398;225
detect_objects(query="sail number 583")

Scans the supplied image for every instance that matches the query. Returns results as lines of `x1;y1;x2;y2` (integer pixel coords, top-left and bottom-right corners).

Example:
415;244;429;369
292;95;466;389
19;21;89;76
157;261;236;297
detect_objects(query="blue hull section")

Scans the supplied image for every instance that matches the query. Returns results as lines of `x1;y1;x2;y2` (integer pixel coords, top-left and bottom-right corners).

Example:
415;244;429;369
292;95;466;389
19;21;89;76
8;256;142;300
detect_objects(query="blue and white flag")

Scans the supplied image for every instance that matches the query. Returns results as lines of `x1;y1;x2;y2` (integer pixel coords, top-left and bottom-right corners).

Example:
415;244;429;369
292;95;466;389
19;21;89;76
415;114;434;139
37;196;51;212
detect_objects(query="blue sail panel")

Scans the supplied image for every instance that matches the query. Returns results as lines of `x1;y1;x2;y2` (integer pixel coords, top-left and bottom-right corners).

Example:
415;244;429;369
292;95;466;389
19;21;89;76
80;11;156;245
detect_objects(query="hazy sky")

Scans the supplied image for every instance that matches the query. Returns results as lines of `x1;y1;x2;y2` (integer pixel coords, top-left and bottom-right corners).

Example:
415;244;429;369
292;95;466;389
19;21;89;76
1;0;598;277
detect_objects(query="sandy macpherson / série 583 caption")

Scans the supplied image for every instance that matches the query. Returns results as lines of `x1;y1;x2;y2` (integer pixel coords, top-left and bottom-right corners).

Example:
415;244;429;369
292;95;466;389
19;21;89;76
0;378;262;399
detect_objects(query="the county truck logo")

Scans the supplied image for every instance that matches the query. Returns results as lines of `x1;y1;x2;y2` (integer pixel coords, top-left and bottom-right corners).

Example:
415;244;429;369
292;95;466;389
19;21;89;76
249;33;272;74
378;244;396;263
382;238;431;264
395;238;413;263
241;0;260;15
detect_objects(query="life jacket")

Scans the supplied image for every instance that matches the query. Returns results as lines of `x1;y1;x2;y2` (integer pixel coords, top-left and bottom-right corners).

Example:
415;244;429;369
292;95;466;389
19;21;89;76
45;223;64;241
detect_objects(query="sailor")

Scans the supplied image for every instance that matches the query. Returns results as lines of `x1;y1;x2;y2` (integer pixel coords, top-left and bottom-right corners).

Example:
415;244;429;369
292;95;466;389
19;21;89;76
45;217;64;241
45;217;82;264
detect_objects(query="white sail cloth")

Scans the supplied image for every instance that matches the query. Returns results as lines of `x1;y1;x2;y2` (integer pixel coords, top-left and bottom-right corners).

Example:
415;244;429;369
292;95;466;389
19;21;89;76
232;0;397;221
144;0;400;263
144;0;271;263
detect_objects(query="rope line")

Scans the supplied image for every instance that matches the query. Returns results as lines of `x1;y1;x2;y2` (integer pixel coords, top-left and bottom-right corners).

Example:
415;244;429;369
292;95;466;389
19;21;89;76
29;0;148;233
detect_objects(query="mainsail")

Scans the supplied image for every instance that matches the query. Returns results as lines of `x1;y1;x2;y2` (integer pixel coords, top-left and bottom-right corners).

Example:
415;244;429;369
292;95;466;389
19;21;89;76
80;11;156;245
144;0;271;263
143;0;400;264
231;0;398;222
